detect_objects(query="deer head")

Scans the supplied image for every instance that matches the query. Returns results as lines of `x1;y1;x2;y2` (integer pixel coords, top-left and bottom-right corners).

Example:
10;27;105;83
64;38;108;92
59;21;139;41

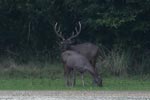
54;21;81;51
93;73;103;87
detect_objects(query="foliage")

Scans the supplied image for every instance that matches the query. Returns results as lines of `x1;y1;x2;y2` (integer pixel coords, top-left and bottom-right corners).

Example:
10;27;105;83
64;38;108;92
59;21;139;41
103;47;131;76
0;0;150;75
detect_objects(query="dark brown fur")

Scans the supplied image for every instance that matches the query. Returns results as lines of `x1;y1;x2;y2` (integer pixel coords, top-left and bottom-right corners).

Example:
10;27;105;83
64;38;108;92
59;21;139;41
61;50;102;87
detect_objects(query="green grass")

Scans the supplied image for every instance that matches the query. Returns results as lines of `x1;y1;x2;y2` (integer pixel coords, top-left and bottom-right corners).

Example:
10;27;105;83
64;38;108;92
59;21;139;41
0;77;149;90
0;60;149;90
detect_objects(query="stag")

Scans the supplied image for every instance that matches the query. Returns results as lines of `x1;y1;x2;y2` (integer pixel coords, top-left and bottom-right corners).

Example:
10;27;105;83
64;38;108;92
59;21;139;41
54;21;101;69
61;50;102;87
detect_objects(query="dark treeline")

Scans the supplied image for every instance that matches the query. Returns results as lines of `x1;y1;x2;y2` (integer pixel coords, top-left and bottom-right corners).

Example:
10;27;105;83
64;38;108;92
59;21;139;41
0;0;150;74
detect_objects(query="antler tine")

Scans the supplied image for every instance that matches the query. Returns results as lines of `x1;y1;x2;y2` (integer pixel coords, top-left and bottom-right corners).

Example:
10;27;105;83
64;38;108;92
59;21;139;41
54;22;65;40
68;21;81;40
76;21;81;33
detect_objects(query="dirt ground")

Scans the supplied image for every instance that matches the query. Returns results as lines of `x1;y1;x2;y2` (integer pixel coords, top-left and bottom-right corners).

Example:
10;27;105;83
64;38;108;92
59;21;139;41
0;91;150;100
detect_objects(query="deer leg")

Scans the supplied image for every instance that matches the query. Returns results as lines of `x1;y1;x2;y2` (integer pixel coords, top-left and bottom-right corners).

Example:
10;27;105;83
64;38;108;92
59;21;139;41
64;67;70;87
72;70;76;86
64;67;67;86
90;60;95;85
91;58;97;69
67;69;76;87
64;71;69;86
91;58;97;85
81;73;85;87
69;69;74;87
69;70;73;87
66;68;75;87
69;70;75;87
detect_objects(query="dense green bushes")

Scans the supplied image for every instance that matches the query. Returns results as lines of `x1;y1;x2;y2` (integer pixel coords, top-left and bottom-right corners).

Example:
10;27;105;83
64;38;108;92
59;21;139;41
0;0;150;75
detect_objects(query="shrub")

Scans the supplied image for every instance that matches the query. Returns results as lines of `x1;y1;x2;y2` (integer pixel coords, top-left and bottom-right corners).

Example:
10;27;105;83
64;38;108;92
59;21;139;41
98;45;132;77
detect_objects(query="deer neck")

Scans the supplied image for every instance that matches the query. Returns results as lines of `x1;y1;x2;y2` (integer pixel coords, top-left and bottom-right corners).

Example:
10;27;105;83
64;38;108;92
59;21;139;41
87;67;97;78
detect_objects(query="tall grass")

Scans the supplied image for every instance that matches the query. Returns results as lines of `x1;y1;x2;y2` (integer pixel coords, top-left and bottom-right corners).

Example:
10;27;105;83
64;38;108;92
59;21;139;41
133;52;150;75
0;45;150;79
97;45;150;77
98;45;132;77
0;58;63;79
108;48;131;76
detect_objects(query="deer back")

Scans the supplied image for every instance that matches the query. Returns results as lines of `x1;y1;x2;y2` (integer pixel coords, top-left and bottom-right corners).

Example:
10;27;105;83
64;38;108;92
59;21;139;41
70;43;99;61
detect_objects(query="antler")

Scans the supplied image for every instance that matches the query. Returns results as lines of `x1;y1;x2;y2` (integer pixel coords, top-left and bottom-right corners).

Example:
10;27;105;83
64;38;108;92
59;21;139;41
54;22;65;40
68;21;81;40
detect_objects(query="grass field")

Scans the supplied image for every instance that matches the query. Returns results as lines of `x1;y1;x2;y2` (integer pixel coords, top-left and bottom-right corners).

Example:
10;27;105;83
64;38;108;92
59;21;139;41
0;77;150;90
0;62;150;90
